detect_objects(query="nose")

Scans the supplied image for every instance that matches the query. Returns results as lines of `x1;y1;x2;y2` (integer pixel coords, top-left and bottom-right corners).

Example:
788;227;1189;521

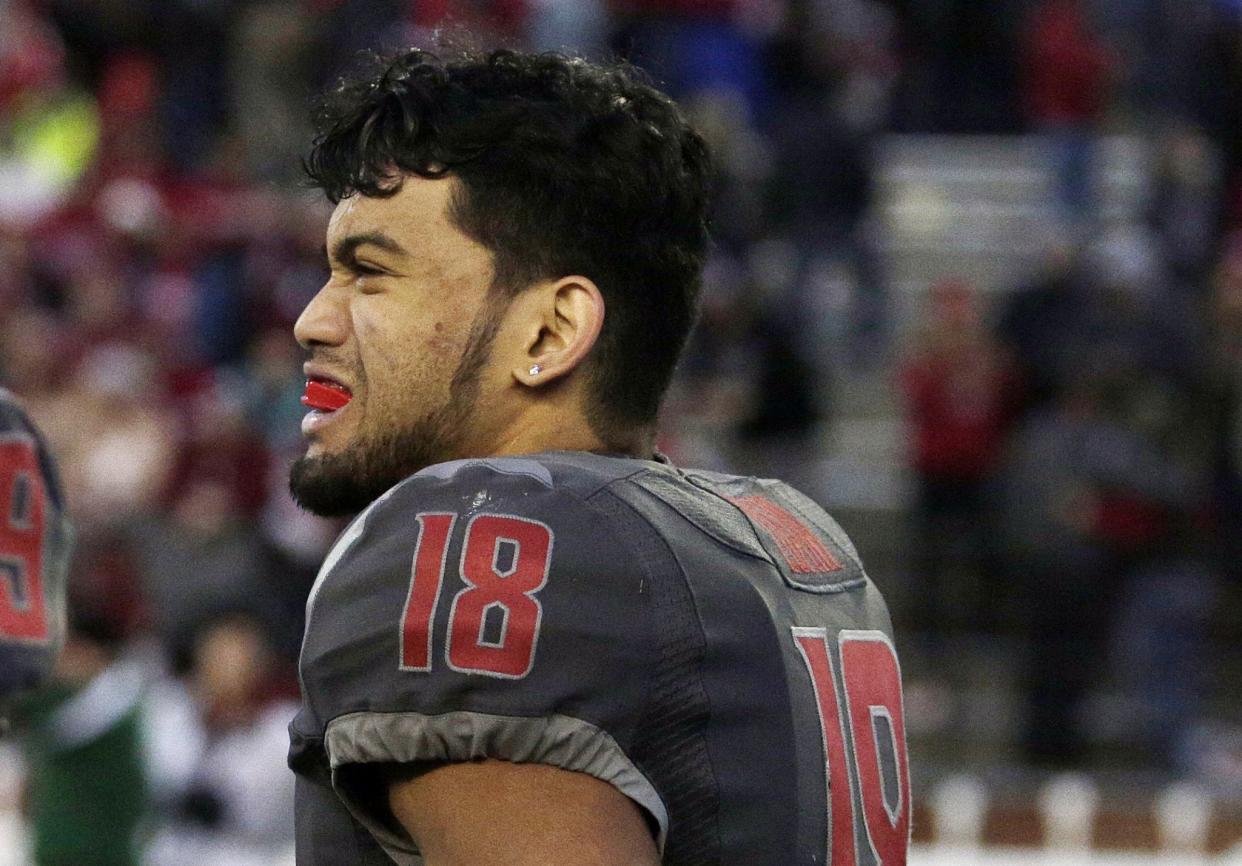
294;280;349;350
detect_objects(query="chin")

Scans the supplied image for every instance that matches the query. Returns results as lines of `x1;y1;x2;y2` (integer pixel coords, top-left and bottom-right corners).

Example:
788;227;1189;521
289;422;451;517
290;393;475;516
289;451;394;518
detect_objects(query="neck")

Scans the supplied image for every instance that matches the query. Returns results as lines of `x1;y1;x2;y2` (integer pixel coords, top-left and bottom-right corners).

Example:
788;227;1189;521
478;405;654;462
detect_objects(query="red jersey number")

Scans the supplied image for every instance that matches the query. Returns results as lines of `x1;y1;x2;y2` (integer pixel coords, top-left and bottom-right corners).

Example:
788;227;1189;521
0;439;49;644
401;512;553;679
793;628;909;866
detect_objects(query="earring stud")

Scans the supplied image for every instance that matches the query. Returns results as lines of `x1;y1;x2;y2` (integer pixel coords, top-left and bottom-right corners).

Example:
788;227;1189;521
529;364;543;376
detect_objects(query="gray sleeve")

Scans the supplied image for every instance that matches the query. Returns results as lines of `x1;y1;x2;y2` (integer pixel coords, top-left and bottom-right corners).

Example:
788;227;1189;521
324;709;668;862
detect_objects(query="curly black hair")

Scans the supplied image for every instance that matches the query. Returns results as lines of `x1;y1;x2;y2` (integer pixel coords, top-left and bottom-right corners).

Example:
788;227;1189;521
304;48;712;438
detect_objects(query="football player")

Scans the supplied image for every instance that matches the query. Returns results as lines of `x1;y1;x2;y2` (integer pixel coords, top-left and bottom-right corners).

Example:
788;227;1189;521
0;388;72;713
288;49;910;866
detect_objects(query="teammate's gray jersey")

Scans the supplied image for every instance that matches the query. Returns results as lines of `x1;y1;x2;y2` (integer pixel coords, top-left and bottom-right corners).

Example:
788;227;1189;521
0;388;71;699
290;451;909;865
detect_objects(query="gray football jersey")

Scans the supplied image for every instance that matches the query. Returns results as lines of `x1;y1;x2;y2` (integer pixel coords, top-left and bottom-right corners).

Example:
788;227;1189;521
0;388;72;699
290;451;909;865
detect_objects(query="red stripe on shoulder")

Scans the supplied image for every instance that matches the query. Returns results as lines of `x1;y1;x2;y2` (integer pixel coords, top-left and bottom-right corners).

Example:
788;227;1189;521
725;494;842;575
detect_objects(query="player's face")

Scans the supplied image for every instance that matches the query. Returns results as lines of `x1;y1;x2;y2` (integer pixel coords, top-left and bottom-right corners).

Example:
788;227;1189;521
289;176;505;516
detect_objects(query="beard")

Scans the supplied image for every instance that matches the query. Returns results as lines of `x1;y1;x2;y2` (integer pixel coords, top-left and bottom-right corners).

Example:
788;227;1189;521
289;303;503;518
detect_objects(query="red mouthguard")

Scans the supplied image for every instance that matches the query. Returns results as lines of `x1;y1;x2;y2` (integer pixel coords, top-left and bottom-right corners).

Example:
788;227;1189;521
302;379;352;412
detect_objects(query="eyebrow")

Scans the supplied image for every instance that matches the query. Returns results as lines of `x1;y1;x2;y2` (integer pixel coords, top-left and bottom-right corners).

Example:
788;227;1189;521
328;231;410;266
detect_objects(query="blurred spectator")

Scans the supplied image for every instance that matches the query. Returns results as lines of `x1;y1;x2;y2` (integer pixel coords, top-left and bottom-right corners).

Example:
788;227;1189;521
1002;373;1135;766
236;327;307;454
70;531;149;649
996;234;1087;415
0;308;69;402
1002;366;1214;765
13;604;148;866
900;279;1018;641
736;306;823;444
0;1;99;225
128;475;272;656
765;3;890;365
168;380;271;519
143;610;297;866
998;220;1224;773
151;1;237;171
1148;125;1225;284
999;224;1205;418
231;2;316;183
1022;0;1114;225
36;343;177;531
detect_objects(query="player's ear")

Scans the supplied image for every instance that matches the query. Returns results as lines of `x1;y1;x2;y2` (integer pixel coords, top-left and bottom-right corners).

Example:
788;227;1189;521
511;275;604;387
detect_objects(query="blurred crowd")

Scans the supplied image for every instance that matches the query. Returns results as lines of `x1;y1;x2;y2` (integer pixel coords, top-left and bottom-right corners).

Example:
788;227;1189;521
4;0;1242;862
889;0;1242;786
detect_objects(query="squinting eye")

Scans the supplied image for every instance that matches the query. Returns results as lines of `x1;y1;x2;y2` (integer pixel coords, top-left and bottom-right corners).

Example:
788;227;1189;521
354;263;385;276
